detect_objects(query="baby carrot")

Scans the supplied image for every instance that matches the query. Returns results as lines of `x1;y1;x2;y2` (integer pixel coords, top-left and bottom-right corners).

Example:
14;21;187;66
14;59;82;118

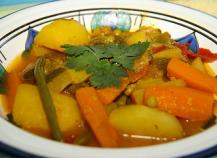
96;79;129;105
75;87;119;147
167;58;217;94
144;86;214;121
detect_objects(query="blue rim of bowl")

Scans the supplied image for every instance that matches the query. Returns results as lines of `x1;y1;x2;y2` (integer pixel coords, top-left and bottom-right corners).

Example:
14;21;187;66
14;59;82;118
0;1;217;158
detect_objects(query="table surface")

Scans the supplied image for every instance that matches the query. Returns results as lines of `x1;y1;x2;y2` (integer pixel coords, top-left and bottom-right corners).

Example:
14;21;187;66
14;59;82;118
0;0;217;158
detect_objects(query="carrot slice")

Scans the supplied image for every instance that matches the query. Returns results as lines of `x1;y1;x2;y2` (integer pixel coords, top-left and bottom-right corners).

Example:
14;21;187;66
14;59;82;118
167;58;217;94
75;87;119;147
144;86;214;121
96;79;129;105
6;71;21;111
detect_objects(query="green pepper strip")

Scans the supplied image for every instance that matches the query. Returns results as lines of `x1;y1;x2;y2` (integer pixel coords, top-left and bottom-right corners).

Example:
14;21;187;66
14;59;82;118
34;57;63;141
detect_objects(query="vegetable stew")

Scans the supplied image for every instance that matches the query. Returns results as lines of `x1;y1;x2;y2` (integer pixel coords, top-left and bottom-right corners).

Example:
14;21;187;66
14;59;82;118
3;19;217;147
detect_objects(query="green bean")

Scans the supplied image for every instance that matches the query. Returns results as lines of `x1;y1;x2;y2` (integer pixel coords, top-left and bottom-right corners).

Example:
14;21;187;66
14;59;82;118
34;57;63;141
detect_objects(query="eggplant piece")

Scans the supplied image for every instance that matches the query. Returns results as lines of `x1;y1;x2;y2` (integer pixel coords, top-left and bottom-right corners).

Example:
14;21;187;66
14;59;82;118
22;64;35;84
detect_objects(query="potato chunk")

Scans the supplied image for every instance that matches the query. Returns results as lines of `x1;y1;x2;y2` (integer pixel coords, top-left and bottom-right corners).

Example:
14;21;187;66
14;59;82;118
34;19;90;52
126;26;161;45
12;84;83;135
109;105;183;138
48;68;89;92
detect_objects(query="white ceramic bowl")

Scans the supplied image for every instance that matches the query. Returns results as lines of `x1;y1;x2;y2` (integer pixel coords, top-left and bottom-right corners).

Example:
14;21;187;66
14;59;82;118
0;0;217;157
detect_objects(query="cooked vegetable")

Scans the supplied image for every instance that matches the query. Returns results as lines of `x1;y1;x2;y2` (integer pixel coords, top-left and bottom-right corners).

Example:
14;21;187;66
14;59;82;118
152;58;170;72
6;71;21;111
105;103;118;114
12;84;83;138
126;26;161;45
197;48;217;62
135;78;185;90
162;79;186;87
152;45;167;54
146;96;158;108
90;27;128;45
191;57;206;73
34;19;90;52
34;57;62;141
116;95;127;106
30;44;57;57
128;53;151;83
64;42;149;88
135;78;164;89
144;86;214;121
75;87;119;147
48;68;89;92
176;43;217;62
21;64;35;84
153;48;186;61
46;67;65;82
131;79;185;105
128;65;149;83
204;63;216;77
109;105;183;138
96;79;129;105
167;58;217;93
124;84;136;96
131;89;144;104
5;18;217;148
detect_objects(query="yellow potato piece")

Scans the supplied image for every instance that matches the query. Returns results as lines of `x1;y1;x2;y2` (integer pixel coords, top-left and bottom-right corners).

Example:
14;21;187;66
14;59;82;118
153;48;186;61
126;26;161;45
12;84;83;134
34;19;90;52
30;44;57;56
109;105;183;138
191;57;206;73
48;68;89;92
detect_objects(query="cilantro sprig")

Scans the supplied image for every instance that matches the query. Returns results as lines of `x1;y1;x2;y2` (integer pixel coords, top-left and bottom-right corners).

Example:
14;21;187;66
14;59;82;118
63;42;149;88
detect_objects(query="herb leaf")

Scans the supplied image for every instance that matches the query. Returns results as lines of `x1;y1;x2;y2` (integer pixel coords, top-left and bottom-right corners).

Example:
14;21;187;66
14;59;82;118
106;42;150;69
89;60;127;88
63;42;149;88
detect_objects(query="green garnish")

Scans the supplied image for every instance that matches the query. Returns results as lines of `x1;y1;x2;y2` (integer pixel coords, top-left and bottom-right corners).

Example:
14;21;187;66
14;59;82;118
63;42;149;88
